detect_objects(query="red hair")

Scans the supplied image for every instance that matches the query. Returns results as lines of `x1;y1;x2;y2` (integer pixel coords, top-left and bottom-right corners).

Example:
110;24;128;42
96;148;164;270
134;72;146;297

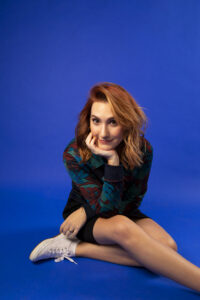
75;82;148;169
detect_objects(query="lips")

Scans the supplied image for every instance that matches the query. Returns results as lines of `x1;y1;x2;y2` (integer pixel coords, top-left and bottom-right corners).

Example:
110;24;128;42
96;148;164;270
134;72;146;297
99;139;113;144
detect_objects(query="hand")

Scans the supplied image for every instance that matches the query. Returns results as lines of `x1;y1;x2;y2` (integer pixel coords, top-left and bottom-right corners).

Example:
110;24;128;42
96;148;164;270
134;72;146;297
60;207;87;239
85;132;119;164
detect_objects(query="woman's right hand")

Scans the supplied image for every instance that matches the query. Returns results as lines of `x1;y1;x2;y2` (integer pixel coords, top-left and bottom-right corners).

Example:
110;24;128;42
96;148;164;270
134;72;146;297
60;207;87;239
85;132;119;165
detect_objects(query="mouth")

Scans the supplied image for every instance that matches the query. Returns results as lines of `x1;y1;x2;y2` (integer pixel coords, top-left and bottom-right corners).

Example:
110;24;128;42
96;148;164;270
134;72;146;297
99;139;113;144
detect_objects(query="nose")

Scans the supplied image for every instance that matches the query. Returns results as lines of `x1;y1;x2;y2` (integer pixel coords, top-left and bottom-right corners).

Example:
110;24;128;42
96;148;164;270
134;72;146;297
100;124;109;139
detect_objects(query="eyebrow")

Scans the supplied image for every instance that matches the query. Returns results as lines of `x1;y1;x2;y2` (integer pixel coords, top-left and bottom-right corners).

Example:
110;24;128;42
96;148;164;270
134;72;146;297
90;114;115;120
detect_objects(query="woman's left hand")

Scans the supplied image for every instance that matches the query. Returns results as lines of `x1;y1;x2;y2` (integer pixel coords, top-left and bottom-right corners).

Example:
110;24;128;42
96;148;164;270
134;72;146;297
59;207;87;239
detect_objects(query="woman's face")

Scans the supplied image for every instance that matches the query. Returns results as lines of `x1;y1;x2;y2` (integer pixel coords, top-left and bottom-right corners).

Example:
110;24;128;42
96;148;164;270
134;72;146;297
90;101;124;150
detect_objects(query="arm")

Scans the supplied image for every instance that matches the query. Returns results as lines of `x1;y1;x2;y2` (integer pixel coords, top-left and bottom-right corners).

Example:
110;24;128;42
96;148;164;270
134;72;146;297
63;149;123;219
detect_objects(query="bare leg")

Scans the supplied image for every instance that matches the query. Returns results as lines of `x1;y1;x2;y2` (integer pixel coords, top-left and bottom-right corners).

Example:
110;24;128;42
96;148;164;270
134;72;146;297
76;242;141;266
122;231;200;291
76;217;177;267
91;215;200;292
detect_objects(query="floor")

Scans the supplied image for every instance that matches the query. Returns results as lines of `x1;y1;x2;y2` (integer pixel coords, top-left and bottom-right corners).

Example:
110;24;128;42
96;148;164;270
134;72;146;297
0;187;200;300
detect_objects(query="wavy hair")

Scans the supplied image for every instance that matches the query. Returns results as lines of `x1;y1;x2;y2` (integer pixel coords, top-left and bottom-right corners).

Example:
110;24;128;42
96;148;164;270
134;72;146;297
75;82;148;169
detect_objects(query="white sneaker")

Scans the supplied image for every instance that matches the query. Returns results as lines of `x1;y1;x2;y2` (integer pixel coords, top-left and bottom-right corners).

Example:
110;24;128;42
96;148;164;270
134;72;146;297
29;233;80;264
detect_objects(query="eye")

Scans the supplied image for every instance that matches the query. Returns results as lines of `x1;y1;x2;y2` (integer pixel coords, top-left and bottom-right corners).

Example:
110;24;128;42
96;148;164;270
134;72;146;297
109;119;117;125
91;118;99;124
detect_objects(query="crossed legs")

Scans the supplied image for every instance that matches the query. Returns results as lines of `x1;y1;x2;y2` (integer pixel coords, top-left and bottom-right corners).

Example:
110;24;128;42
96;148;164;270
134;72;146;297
76;215;200;292
76;217;177;267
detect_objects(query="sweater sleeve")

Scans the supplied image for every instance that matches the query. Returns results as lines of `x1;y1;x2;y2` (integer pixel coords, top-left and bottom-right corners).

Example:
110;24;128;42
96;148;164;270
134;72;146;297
63;150;124;219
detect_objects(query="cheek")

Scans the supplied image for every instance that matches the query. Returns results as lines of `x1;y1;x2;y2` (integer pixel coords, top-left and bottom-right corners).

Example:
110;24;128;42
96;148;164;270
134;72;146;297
90;124;98;136
113;128;123;140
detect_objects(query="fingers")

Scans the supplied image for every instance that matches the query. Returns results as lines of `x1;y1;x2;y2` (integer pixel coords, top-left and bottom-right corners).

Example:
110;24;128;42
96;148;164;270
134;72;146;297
60;220;79;239
85;132;93;147
85;132;115;158
60;220;69;234
59;221;66;233
85;132;97;154
90;136;97;147
86;132;95;145
65;228;79;239
66;228;79;239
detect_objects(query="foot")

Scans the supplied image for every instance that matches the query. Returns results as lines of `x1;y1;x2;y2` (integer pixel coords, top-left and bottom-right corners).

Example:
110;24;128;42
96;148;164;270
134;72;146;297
29;233;80;264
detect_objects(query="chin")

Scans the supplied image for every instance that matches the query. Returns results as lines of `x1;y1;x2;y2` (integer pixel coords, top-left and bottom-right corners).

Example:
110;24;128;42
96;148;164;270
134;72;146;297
98;142;115;150
99;145;113;150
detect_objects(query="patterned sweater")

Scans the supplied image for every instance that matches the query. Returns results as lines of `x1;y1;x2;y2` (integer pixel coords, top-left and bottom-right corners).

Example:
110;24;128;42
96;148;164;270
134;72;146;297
62;137;153;220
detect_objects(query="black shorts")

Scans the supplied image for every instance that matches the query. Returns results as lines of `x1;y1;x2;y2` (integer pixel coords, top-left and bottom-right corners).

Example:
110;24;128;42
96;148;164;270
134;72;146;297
76;209;150;244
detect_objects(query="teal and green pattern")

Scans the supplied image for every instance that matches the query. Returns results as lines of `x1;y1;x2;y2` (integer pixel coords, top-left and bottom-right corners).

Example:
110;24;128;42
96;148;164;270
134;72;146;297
63;137;153;219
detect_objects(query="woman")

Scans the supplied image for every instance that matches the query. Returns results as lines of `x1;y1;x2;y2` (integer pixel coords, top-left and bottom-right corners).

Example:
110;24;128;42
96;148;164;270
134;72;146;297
30;82;200;292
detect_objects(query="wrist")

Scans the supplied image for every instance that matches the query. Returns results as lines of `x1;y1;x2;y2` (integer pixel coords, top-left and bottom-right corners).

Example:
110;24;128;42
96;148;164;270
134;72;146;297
80;207;87;219
107;155;119;166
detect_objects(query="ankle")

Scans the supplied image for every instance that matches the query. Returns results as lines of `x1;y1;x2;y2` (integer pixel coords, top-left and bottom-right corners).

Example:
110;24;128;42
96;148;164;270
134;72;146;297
75;241;84;256
75;241;94;256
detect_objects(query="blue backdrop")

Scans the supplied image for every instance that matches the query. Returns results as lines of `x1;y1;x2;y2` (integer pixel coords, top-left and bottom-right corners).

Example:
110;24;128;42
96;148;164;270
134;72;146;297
1;1;200;299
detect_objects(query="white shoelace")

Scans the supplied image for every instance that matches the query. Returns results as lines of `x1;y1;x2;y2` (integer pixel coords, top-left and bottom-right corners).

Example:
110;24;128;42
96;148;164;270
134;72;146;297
49;248;78;264
54;255;77;264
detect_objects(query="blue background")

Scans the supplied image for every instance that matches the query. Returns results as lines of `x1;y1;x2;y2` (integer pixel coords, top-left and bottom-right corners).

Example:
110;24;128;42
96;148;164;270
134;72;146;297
0;0;200;299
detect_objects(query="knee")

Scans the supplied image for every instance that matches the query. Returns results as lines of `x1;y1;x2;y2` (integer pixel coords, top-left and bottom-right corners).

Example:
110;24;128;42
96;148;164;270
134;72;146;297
111;215;140;243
